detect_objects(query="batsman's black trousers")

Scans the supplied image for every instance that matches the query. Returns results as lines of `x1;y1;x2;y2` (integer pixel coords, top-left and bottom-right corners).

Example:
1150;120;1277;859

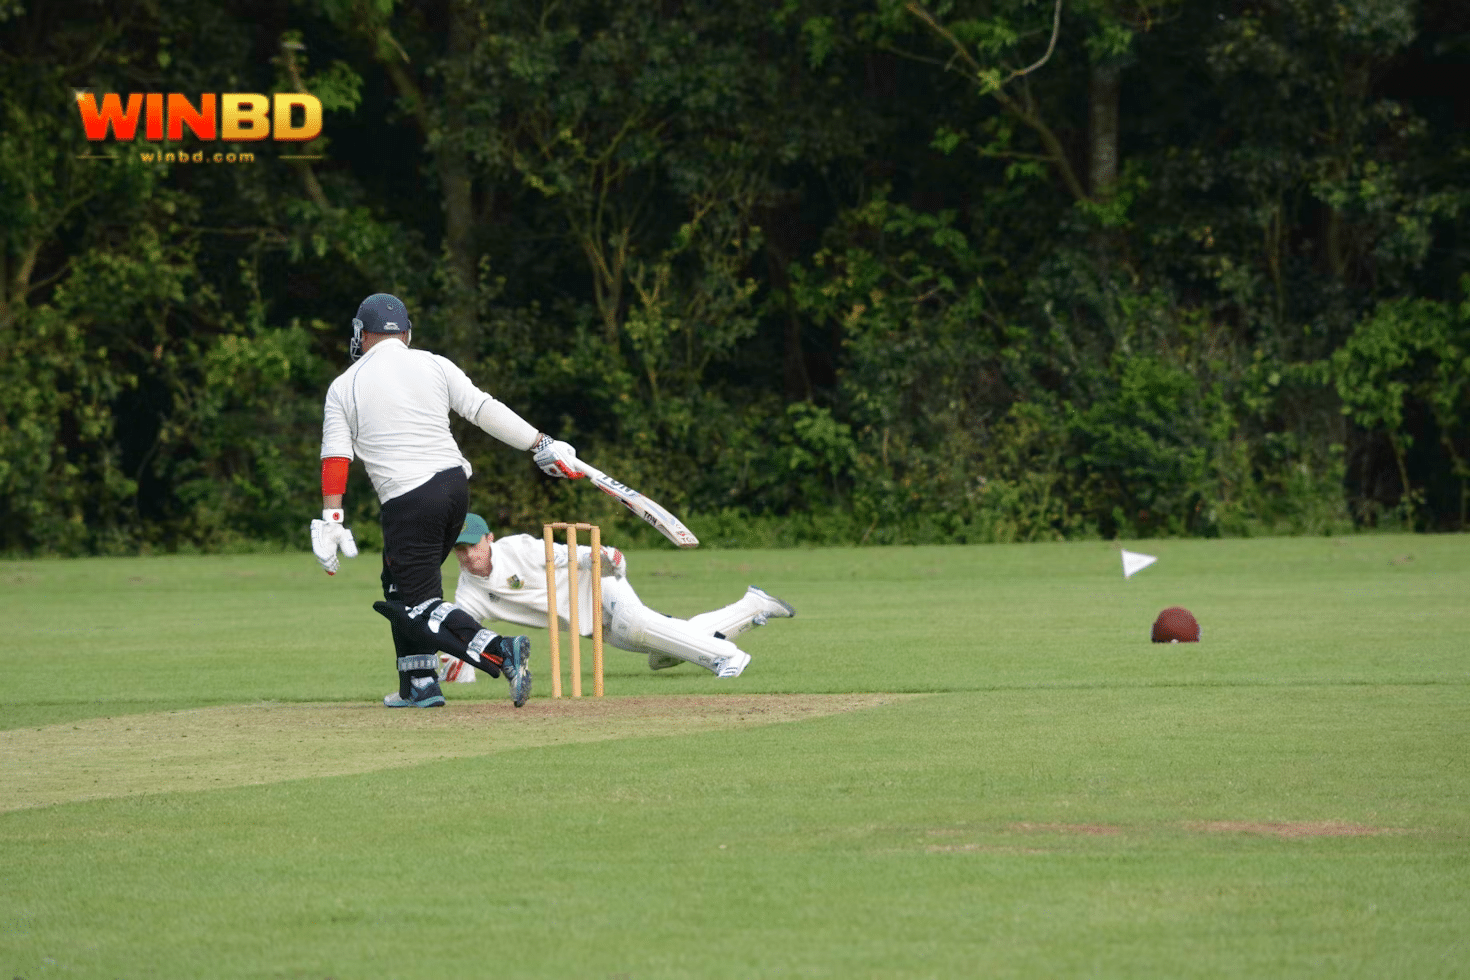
378;466;469;607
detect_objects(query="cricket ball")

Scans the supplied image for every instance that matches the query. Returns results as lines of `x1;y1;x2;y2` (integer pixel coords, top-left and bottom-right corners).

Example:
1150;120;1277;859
1151;606;1200;643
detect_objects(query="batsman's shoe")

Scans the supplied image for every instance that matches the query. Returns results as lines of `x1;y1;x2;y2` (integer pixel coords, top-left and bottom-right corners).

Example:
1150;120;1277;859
497;635;532;707
383;678;446;709
712;651;751;679
647;652;684;671
747;586;796;627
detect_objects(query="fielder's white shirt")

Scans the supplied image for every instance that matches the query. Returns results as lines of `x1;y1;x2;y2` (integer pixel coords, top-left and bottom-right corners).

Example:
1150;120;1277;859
321;338;539;503
455;534;628;637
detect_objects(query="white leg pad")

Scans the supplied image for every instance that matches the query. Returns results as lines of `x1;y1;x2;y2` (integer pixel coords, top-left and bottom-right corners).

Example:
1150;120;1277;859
608;596;751;676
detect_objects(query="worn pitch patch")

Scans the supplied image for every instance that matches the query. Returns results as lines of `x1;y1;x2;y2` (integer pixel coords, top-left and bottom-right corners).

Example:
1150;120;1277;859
1184;820;1411;838
0;694;914;812
919;820;1412;851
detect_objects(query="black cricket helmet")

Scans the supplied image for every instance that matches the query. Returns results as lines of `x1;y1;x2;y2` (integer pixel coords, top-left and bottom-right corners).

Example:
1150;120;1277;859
350;293;412;361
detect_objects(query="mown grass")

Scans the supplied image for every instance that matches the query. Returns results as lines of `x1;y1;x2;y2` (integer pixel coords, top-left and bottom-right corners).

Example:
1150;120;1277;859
2;533;1467;978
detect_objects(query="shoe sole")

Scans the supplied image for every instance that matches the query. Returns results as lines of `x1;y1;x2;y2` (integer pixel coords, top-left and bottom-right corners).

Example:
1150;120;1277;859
714;653;751;678
748;586;796;618
383;694;446;708
504;636;532;707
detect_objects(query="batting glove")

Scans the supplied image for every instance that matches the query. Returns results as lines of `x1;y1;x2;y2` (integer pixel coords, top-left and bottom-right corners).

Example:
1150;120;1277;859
311;508;359;575
531;435;583;479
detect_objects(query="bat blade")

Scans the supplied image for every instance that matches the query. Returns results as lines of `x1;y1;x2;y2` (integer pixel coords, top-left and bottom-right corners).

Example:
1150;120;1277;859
577;463;699;548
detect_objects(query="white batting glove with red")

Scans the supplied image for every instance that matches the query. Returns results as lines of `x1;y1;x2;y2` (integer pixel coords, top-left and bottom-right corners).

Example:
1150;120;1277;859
531;435;583;479
311;508;359;575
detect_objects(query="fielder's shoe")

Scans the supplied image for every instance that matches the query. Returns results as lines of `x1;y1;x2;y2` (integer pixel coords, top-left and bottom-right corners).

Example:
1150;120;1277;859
497;635;532;707
746;586;796;627
711;651;751;679
647;652;684;671
383;677;446;708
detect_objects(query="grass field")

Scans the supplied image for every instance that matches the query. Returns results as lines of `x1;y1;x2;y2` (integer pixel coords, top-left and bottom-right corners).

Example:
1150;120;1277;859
3;534;1468;978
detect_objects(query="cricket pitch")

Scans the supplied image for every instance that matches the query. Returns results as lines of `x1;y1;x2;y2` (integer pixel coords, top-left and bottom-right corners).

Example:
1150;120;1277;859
1;693;916;812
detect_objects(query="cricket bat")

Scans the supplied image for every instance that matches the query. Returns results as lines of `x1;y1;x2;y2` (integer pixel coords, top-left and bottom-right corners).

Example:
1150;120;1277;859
576;462;699;548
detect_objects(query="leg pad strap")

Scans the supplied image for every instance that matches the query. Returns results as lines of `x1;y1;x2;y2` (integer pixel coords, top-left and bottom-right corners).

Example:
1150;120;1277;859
375;600;504;678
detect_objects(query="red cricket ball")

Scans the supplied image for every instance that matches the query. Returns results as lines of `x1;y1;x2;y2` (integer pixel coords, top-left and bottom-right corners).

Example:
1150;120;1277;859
1151;606;1201;643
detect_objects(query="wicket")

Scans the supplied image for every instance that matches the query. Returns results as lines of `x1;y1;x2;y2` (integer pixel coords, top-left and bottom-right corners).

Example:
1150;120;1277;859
542;522;605;698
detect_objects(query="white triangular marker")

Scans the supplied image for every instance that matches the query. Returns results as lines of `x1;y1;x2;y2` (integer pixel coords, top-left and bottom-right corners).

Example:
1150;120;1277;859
1121;549;1158;579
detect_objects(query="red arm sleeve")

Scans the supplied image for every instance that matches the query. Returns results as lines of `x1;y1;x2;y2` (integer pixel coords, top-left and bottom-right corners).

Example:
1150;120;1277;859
322;457;350;497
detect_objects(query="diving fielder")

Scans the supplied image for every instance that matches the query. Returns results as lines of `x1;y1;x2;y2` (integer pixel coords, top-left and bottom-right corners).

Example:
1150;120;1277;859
311;293;583;709
442;513;796;682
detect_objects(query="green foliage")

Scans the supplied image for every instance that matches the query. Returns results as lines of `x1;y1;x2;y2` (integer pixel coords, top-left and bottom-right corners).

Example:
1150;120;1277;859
167;316;334;547
0;306;121;553
788;194;1002;537
1066;354;1223;536
1328;288;1470;526
0;0;1464;553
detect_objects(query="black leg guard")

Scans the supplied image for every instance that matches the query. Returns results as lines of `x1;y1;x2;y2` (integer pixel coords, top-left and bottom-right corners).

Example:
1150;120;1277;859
388;610;440;698
396;654;442;700
374;599;505;679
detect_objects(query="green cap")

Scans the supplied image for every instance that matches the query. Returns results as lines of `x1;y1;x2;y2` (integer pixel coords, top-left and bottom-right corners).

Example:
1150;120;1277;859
456;513;490;546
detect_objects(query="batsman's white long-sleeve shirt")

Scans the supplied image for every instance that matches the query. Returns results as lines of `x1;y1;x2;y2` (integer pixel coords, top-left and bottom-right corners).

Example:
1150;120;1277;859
321;339;539;503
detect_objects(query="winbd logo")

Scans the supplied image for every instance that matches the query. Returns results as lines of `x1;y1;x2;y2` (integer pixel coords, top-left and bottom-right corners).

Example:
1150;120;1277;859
75;92;323;163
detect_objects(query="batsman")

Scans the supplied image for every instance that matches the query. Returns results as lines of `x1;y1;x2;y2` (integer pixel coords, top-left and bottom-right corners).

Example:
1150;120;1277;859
311;292;584;709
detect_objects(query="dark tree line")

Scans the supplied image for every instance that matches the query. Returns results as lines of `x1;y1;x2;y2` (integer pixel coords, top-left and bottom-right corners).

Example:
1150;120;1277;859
2;0;1467;554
